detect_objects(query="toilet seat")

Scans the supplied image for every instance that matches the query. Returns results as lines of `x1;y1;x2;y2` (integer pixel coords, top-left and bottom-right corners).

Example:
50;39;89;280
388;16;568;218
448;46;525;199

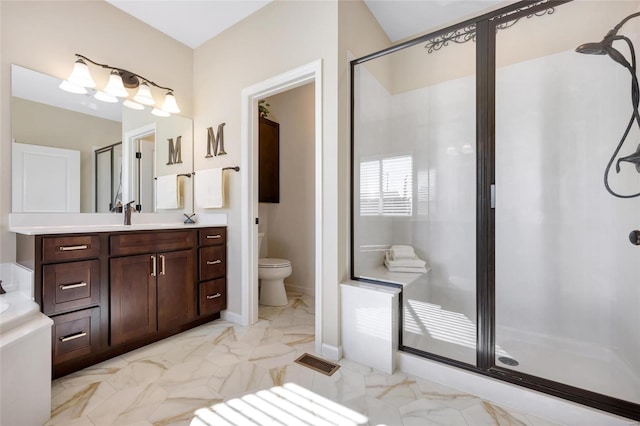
258;258;291;268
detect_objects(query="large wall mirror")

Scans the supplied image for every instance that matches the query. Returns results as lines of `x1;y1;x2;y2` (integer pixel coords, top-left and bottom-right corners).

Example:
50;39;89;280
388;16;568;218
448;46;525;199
11;64;193;214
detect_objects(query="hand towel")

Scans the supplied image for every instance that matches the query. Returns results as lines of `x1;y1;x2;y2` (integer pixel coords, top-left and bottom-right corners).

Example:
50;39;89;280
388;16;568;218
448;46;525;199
389;245;415;260
195;168;224;208
156;174;183;209
385;251;427;268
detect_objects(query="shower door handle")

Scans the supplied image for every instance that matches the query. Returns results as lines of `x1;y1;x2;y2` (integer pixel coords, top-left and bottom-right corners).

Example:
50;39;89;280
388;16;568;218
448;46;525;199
629;230;640;246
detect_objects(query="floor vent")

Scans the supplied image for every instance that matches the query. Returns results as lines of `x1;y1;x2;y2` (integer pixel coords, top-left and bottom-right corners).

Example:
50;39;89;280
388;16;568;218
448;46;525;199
295;353;341;376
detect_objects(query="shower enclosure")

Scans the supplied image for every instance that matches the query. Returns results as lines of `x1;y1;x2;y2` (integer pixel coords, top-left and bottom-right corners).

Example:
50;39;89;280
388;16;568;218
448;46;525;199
351;0;640;419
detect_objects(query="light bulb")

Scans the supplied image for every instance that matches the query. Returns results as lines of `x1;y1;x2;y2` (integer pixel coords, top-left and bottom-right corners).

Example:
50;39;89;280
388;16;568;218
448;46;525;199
133;82;155;106
104;71;129;97
161;91;180;114
59;80;88;94
67;59;96;88
152;107;170;117
94;91;118;103
123;99;144;110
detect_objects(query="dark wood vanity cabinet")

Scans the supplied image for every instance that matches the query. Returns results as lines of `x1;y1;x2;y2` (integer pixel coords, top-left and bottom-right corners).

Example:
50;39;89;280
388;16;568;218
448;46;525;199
15;233;107;374
110;230;198;346
198;227;227;315
17;226;227;378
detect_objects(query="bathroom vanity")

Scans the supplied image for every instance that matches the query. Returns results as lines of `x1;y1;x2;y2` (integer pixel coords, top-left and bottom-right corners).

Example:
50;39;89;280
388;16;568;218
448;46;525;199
15;225;227;378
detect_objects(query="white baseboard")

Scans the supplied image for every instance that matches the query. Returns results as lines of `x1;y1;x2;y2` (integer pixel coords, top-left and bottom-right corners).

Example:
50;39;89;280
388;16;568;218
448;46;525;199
321;343;342;361
285;283;314;297
398;352;630;426
221;310;245;326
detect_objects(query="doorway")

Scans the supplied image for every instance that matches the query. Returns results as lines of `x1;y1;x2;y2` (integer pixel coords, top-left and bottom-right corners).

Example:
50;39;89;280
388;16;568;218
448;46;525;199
240;60;323;355
123;124;156;213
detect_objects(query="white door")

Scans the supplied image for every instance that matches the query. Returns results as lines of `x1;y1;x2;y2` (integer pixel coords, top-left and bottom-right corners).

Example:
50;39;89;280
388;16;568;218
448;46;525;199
12;142;80;212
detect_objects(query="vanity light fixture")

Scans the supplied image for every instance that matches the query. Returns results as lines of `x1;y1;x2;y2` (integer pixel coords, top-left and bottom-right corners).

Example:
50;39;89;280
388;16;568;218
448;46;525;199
59;53;180;115
123;99;144;110
151;107;170;117
94;90;118;103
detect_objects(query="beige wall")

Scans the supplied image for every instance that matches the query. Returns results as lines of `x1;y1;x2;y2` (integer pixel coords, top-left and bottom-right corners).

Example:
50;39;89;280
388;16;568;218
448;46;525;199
193;0;341;349
338;0;392;282
12;98;121;213
260;83;315;296
0;1;193;261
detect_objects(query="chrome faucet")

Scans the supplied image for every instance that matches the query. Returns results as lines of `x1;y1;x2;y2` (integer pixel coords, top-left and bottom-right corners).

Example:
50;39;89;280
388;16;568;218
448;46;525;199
124;201;135;225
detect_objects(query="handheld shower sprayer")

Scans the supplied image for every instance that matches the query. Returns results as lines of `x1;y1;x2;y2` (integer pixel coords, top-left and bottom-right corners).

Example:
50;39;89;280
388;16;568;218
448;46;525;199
576;12;640;199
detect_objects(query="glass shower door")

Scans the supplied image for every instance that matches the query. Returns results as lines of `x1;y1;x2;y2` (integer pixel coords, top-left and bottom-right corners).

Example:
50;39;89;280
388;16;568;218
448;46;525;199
352;31;477;365
494;0;640;403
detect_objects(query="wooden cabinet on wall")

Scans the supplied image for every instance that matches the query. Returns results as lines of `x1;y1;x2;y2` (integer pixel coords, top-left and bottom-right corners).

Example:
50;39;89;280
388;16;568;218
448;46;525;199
16;226;227;378
259;117;280;203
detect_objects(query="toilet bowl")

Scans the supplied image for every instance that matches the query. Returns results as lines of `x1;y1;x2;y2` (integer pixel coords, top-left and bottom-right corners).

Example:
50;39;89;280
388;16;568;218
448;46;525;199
258;233;292;306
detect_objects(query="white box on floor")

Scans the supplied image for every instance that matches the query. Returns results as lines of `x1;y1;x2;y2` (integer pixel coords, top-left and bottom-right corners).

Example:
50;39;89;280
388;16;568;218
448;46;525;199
340;281;400;374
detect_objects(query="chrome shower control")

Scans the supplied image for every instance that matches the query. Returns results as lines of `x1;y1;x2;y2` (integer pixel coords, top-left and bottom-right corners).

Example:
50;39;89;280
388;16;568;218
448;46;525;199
629;230;640;245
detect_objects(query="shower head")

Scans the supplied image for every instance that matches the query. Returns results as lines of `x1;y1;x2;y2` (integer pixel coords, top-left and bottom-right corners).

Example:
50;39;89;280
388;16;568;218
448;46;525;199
575;41;609;55
577;12;640;54
576;36;631;68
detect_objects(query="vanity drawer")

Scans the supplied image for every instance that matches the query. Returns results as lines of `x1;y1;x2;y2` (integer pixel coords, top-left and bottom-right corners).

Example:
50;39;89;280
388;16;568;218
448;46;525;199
199;246;226;280
110;230;196;256
199;227;226;246
52;307;100;365
42;260;100;315
199;278;226;315
42;235;100;263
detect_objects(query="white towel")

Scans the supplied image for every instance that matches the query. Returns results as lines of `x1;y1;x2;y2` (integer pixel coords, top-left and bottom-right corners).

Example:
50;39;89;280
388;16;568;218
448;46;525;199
195;168;225;208
384;260;427;274
156;174;183;209
389;245;415;260
385;252;426;268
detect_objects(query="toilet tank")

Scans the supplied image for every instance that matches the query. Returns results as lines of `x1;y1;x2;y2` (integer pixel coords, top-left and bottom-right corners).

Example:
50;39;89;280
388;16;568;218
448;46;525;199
258;232;264;255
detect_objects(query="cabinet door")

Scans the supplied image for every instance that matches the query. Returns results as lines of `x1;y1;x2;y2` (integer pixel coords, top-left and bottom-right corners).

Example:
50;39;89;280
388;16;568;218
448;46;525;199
157;249;196;331
110;254;157;346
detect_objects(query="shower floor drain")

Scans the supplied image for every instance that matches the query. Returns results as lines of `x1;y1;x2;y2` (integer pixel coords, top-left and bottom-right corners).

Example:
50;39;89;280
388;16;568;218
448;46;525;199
498;356;520;367
295;353;340;376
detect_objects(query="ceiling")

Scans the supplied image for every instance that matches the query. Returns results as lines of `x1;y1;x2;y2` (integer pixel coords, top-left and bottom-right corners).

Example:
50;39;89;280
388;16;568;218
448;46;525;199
106;0;507;49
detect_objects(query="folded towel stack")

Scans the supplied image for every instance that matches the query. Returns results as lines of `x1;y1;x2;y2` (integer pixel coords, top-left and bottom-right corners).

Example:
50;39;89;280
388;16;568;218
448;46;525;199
384;245;428;273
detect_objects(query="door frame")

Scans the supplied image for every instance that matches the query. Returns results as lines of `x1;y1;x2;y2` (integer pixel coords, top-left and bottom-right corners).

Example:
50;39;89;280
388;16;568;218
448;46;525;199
122;123;156;211
240;59;323;354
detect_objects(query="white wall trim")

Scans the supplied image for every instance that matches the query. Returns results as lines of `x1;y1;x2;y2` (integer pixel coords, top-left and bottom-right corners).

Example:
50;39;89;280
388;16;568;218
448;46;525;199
220;310;243;325
321;343;342;362
240;60;324;355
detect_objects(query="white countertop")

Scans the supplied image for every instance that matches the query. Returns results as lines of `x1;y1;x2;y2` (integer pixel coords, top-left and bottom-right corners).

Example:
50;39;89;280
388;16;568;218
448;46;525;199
9;213;227;235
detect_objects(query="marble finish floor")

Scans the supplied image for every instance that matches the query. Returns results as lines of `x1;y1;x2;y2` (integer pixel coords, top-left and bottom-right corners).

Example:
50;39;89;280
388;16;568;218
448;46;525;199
47;293;561;426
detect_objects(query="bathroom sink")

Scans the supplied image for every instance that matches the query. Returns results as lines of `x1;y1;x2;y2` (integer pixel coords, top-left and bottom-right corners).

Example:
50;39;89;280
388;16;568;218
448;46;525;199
0;303;8;314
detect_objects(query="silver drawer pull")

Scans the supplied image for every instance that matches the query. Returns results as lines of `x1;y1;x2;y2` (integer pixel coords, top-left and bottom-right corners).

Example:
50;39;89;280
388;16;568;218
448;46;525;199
59;331;87;342
206;260;222;265
59;244;88;251
206;293;222;300
59;282;87;290
206;235;222;239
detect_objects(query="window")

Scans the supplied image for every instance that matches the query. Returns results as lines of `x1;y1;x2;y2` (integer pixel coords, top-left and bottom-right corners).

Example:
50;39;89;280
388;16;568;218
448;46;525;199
359;155;413;216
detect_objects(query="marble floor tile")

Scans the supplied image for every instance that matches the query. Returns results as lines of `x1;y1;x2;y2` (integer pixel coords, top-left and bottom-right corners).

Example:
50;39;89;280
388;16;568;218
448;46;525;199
48;293;566;426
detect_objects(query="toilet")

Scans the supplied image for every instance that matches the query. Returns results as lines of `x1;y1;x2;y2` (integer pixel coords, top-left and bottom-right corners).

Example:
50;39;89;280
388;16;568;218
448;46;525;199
258;232;292;306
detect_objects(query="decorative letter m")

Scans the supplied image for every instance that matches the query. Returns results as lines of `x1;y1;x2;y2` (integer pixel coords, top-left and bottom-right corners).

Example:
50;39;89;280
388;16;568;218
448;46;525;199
206;123;227;157
166;136;182;165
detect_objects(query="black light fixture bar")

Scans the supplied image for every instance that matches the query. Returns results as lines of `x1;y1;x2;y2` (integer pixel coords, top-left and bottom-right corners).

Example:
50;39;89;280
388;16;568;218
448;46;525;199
75;53;174;92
